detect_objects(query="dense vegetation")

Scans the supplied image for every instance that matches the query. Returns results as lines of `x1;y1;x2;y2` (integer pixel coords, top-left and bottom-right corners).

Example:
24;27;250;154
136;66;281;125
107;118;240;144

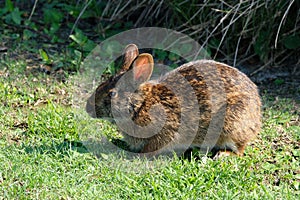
1;0;299;69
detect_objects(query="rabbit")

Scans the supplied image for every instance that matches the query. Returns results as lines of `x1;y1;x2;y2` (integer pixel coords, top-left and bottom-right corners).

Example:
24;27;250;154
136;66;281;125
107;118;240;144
86;44;261;158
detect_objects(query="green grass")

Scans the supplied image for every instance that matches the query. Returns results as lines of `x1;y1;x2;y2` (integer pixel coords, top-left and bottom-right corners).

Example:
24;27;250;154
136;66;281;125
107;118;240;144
0;60;299;199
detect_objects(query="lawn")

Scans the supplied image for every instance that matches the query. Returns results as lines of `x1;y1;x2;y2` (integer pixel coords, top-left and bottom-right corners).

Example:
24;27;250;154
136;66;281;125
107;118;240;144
0;55;299;199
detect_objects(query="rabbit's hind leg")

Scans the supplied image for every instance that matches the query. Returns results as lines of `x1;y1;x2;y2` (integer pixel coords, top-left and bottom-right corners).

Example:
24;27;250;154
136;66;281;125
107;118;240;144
212;150;232;160
212;145;245;160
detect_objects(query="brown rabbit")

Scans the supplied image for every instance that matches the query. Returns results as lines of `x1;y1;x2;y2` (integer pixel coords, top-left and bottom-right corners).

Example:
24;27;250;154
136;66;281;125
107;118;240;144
86;44;261;158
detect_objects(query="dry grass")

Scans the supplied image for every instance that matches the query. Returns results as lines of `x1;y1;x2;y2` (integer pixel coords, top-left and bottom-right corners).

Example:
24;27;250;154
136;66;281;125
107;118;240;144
86;0;299;70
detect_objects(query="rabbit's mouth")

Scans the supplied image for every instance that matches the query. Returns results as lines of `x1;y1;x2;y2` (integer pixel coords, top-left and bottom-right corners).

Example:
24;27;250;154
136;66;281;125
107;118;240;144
86;107;114;122
86;108;97;118
85;102;106;119
86;109;115;123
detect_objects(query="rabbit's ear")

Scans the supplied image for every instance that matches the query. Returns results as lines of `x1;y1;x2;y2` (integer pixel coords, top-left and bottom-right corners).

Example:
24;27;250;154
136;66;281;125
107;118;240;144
122;44;139;71
132;53;154;83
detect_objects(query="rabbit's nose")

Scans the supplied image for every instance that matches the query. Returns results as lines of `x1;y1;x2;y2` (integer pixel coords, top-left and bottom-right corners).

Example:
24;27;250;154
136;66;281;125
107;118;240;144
86;104;96;118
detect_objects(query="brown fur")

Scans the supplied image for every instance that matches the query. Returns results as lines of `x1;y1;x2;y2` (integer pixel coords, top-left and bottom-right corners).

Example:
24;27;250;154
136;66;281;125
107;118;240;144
86;44;261;157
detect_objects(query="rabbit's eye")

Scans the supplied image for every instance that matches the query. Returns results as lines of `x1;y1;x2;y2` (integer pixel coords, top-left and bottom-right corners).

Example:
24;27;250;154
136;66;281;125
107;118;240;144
108;90;117;98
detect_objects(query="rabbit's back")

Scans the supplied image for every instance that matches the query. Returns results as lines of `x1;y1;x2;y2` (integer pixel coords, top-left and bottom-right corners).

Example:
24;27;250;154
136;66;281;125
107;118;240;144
156;60;261;153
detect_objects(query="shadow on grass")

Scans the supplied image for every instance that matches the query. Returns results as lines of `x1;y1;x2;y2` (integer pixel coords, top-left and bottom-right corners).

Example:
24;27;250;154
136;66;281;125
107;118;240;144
23;139;90;155
82;137;217;161
22;136;216;162
22;135;143;161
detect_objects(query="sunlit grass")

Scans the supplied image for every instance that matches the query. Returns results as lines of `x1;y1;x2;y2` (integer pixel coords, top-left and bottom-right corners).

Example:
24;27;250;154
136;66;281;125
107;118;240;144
0;60;299;199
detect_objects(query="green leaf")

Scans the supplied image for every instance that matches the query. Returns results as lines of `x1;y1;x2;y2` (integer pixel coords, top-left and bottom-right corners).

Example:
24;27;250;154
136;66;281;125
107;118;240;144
74;49;82;58
69;29;88;46
274;78;284;85
168;52;179;61
11;8;21;25
5;0;14;12
283;35;300;49
154;49;168;61
39;49;49;63
254;30;270;63
23;29;36;40
83;39;96;52
49;23;60;34
43;8;63;24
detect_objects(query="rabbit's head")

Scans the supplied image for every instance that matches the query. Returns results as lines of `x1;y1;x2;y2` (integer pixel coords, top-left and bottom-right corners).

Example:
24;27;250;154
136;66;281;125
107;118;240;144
86;44;155;121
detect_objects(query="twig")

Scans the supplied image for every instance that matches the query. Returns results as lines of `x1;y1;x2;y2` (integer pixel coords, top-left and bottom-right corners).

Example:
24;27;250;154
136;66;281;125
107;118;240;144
275;0;295;48
70;0;93;35
28;0;38;22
